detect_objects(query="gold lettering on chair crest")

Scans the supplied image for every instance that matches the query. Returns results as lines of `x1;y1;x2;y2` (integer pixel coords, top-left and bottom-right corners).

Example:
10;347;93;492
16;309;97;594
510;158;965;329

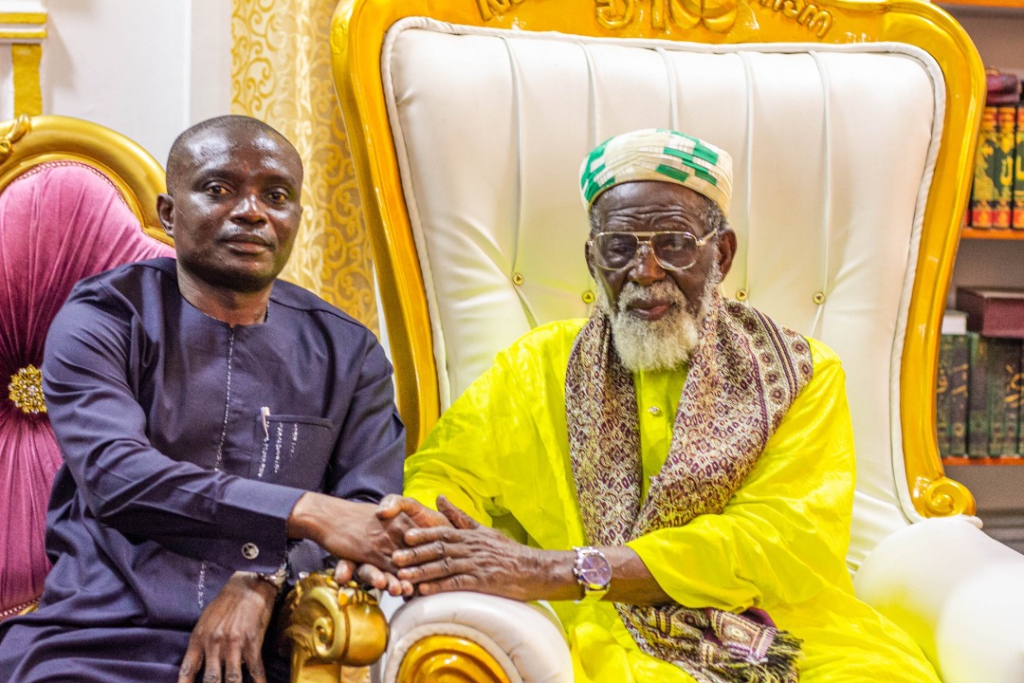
596;0;738;33
592;0;831;36
477;0;527;20
596;0;635;28
761;0;833;38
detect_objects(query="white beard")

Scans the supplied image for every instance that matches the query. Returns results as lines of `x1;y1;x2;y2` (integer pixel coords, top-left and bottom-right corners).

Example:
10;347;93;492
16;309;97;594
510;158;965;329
597;263;720;373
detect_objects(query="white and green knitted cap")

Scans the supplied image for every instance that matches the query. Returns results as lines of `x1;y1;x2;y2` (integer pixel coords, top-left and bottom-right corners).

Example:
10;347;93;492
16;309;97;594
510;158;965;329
579;128;733;217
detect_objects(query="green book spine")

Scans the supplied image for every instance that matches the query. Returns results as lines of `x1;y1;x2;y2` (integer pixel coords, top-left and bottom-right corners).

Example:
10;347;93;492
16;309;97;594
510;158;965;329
1019;341;1024;455
936;335;952;457
1001;339;1022;457
1014;105;1024;230
971;107;997;228
948;334;969;456
967;333;990;457
987;338;1009;456
993;106;1017;229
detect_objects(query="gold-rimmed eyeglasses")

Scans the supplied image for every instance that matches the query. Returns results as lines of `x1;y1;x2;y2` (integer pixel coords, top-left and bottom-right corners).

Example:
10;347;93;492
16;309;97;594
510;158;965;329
588;227;719;272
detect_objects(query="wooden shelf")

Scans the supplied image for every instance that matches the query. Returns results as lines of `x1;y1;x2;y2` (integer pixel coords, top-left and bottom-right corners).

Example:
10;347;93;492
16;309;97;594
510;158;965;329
939;0;1024;9
944;456;1024;465
962;227;1024;239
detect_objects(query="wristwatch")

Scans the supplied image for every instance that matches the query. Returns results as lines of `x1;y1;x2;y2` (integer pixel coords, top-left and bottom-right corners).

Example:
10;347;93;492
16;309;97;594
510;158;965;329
572;546;612;603
256;563;288;592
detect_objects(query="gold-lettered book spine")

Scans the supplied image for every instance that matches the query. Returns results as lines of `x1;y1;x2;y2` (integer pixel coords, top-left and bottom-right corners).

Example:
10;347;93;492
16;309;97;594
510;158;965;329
948;334;969;457
970;107;997;228
993;106;1017;229
1013;104;1024;229
936;334;952;457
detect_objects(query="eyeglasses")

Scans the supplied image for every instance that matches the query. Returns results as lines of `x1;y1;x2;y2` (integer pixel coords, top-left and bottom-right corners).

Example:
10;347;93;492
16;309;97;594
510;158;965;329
588;227;719;272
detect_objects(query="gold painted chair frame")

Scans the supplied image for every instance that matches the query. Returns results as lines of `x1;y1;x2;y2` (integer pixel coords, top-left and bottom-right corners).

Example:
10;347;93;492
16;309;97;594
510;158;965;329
326;2;1024;681
0;114;169;243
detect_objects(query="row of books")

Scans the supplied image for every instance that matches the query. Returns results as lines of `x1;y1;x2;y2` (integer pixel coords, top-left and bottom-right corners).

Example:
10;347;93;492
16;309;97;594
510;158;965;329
968;69;1024;230
970;105;1024;229
936;329;1024;459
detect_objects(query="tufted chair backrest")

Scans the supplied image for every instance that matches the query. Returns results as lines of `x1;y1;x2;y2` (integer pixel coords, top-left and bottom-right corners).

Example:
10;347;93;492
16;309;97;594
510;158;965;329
331;0;985;571
0;116;173;620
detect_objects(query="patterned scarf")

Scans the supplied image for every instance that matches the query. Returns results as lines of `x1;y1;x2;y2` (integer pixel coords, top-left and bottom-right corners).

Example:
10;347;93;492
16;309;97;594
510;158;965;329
566;292;814;683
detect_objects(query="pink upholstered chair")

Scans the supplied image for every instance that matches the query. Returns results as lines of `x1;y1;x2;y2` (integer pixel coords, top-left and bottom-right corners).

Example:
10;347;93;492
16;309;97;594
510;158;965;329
0;116;390;683
0;115;173;621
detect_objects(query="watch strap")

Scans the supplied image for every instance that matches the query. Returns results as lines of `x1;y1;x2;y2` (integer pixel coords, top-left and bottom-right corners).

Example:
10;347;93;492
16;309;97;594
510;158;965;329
256;563;288;592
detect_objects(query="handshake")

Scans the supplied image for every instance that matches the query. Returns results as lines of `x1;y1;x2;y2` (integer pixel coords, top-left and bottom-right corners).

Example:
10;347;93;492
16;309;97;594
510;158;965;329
286;492;538;601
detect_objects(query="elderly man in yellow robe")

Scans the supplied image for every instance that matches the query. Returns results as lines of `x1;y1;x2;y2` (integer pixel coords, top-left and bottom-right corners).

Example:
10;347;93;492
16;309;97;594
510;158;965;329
374;129;941;682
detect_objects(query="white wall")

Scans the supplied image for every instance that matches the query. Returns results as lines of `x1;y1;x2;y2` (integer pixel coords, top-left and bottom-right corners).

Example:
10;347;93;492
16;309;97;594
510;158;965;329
37;0;232;166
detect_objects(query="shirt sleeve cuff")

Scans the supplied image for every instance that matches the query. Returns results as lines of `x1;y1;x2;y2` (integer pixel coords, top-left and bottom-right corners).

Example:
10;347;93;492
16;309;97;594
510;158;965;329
216;478;307;574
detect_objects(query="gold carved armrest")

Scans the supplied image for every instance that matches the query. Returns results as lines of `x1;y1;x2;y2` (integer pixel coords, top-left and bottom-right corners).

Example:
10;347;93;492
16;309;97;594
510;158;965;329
280;572;389;683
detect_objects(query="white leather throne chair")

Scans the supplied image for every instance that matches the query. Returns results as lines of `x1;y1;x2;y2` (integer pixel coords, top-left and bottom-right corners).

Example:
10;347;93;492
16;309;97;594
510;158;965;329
330;0;1024;681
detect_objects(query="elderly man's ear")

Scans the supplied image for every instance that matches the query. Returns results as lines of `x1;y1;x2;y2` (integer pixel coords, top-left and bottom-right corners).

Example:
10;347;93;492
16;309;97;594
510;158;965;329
716;228;738;280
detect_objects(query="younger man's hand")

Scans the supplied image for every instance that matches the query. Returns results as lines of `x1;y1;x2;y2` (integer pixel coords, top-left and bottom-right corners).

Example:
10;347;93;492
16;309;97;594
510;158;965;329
334;559;414;597
178;571;276;683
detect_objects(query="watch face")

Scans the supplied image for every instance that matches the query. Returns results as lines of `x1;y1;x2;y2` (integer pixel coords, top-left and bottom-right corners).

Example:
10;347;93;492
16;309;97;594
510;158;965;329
579;552;612;588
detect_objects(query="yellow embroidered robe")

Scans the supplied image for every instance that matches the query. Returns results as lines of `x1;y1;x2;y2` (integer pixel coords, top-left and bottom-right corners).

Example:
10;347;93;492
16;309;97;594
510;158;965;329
404;319;940;683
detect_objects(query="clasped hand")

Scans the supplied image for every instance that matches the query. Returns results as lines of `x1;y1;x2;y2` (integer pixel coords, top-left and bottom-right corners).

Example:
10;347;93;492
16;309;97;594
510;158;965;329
337;494;539;602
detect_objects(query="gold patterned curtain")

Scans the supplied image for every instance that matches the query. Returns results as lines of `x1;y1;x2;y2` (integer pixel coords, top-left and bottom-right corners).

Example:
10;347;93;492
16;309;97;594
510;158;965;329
231;0;377;332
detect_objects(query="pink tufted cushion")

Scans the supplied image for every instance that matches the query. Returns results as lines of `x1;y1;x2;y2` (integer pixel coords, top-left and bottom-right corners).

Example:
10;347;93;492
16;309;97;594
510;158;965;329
0;162;174;620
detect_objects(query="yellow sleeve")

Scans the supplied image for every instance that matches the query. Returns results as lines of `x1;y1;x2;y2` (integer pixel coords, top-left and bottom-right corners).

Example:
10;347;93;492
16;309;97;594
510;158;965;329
403;320;584;540
626;340;856;613
402;354;529;526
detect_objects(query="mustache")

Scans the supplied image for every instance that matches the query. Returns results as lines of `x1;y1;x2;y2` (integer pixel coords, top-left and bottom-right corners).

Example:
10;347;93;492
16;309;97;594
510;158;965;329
617;280;688;309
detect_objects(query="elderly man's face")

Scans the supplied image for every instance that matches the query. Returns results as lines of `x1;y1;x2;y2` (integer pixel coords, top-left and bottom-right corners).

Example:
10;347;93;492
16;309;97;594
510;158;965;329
159;125;303;294
587;181;735;371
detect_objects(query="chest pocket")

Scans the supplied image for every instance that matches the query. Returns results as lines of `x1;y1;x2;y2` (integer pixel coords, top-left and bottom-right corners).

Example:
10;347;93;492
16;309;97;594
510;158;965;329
251;414;335;489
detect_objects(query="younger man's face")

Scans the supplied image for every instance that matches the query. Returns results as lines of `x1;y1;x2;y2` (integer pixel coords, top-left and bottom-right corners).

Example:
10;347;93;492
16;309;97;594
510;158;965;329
159;125;304;294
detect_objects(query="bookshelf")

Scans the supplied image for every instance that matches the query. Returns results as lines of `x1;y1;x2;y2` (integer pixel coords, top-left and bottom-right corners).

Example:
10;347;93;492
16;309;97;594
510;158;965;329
962;228;1024;239
940;4;1024;552
939;0;1024;9
939;4;1024;77
944;456;1024;465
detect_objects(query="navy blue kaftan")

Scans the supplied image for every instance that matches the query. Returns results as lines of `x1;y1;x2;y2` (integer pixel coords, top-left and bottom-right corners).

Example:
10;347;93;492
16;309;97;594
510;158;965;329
0;258;405;681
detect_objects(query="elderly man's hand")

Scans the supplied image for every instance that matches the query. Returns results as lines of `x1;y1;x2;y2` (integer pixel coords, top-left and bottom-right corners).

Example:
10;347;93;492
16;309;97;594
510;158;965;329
391;496;542;601
178;571;276;683
376;494;455;529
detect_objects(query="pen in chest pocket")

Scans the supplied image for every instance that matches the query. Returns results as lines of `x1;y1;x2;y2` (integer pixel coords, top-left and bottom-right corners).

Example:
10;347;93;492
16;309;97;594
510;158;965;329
260;406;270;439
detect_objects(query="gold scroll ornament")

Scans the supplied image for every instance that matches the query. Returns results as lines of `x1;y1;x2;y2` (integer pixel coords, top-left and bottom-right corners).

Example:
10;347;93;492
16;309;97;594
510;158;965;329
281;573;388;683
397;636;512;683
